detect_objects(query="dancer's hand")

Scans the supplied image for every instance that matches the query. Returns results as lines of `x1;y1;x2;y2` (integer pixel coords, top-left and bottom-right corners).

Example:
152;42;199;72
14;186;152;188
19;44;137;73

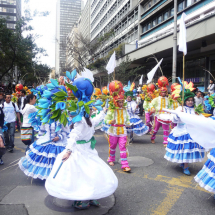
52;136;60;142
110;119;116;124
62;152;71;162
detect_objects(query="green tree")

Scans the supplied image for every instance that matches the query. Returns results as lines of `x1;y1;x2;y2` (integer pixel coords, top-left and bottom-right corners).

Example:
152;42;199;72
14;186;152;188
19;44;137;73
0;8;50;84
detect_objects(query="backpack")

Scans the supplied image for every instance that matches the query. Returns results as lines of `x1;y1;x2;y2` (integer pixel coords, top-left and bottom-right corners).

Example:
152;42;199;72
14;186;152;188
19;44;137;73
2;102;16;112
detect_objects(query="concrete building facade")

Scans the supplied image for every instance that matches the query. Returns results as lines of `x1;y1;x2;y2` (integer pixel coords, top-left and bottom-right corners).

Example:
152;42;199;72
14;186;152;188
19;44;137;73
89;0;215;90
55;0;81;76
0;0;21;29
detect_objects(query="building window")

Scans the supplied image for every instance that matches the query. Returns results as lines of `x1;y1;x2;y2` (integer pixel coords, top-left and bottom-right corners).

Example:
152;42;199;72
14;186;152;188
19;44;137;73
178;1;184;12
163;11;169;20
186;0;192;7
148;0;152;8
152;19;156;27
143;25;147;33
170;8;174;16
148;22;151;30
157;15;162;24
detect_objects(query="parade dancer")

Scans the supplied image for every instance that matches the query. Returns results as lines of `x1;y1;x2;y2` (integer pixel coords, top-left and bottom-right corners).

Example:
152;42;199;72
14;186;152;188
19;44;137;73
143;84;155;134
169;83;181;129
194;148;215;197
164;88;205;175
104;81;131;172
45;77;118;210
150;76;171;146
19;121;70;180
125;91;149;141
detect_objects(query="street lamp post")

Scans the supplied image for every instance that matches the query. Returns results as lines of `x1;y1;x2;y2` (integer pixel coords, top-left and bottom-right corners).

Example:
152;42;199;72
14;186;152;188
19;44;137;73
172;0;178;83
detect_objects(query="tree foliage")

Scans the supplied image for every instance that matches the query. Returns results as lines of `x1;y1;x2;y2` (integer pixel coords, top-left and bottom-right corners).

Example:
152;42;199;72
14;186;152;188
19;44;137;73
0;10;51;85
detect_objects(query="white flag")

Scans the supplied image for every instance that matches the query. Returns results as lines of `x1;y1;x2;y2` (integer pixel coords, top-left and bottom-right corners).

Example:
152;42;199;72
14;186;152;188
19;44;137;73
106;51;116;74
81;68;94;82
147;58;163;84
163;108;215;150
139;75;143;85
178;12;187;55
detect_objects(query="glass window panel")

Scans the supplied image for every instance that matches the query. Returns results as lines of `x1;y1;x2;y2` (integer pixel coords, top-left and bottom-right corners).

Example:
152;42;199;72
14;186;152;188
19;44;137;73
148;22;151;30
178;2;184;12
170;8;174;16
157;15;162;24
142;25;147;33
152;19;156;27
186;0;192;7
148;1;152;8
164;11;169;20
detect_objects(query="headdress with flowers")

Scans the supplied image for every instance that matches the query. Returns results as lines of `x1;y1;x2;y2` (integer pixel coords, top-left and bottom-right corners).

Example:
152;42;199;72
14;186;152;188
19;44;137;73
29;69;103;132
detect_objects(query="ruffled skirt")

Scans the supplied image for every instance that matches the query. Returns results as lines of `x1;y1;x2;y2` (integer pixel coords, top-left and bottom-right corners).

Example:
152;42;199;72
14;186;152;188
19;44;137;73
195;148;215;193
19;141;65;180
45;142;118;200
164;126;205;163
127;116;149;136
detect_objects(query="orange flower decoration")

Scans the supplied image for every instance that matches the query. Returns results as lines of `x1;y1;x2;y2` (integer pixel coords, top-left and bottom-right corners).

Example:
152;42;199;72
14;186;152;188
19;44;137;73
172;81;195;99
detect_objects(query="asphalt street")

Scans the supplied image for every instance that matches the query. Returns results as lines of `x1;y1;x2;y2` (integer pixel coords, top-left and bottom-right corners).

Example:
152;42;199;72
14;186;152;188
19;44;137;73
0;121;215;215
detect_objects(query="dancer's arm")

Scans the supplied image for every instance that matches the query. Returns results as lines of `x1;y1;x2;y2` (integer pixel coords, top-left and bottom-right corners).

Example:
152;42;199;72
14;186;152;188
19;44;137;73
92;108;107;127
104;110;115;125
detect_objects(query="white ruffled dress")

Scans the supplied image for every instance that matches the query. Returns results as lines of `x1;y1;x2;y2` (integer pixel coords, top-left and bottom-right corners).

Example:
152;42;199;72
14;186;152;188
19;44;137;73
45;111;118;200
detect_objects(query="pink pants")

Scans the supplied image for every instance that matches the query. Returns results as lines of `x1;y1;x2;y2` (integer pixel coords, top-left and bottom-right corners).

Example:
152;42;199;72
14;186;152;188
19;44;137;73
145;113;153;132
151;116;169;144
108;135;129;169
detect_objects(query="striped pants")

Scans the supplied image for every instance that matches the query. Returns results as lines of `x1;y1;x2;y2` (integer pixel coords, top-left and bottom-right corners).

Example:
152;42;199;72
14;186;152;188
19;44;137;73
108;135;129;168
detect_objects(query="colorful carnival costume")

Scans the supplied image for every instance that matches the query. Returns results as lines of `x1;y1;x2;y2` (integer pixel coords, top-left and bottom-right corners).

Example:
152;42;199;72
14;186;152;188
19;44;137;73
19;122;70;180
143;84;156;134
164;87;205;175
194;148;215;194
45;75;118;208
104;81;131;172
150;77;171;145
169;83;181;129
125;91;149;137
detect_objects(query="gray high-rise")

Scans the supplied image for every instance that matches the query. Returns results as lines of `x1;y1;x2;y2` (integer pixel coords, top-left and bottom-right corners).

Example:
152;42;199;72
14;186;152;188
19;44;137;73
55;0;81;76
0;0;21;29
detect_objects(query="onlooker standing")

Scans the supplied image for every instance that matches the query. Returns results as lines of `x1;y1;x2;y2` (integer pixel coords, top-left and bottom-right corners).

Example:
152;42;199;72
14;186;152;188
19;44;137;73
207;80;215;95
20;94;37;151
0;104;4;135
0;92;5;106
194;91;204;106
17;90;26;131
3;93;21;153
0;135;6;165
18;89;26;111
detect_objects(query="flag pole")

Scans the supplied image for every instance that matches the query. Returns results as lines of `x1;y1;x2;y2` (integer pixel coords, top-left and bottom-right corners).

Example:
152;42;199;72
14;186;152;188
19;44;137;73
182;53;185;111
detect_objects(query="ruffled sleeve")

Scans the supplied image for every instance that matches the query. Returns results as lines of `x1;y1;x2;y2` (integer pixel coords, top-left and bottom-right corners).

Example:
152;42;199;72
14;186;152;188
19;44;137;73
58;124;70;141
104;110;114;125
66;121;83;150
171;106;182;123
149;97;158;111
38;124;46;136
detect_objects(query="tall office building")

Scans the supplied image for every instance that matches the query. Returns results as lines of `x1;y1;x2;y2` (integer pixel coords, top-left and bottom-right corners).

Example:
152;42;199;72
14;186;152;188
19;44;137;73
55;0;81;76
0;0;21;29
